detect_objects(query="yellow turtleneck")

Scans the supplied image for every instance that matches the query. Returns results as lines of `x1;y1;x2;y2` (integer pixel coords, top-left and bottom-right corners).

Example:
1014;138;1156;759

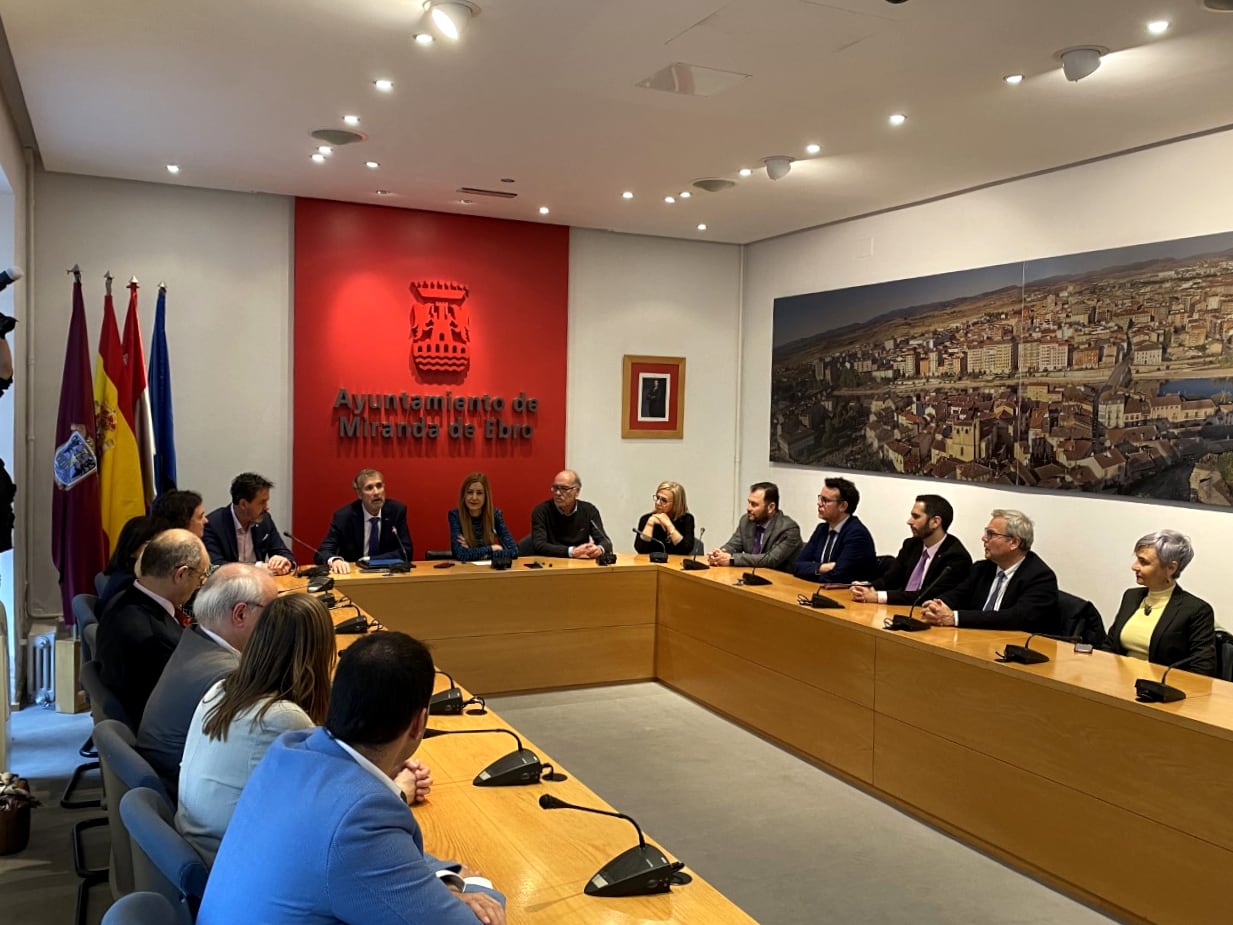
1119;585;1175;660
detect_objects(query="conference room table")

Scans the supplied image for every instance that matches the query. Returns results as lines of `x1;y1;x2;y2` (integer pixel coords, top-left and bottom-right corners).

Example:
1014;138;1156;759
295;555;1233;925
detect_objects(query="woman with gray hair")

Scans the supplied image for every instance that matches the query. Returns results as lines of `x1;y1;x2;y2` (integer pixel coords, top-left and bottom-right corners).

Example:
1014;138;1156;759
1103;529;1216;675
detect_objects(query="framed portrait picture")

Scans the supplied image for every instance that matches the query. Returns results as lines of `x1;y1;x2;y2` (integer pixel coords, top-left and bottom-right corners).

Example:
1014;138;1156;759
622;355;685;439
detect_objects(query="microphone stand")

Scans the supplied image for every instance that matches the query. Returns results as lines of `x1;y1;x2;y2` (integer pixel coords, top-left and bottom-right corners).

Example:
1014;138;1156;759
631;527;668;564
681;526;709;570
422;727;565;786
1135;652;1206;703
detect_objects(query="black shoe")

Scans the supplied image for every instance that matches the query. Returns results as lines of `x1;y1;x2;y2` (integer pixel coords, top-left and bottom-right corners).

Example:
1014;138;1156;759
0;313;15;337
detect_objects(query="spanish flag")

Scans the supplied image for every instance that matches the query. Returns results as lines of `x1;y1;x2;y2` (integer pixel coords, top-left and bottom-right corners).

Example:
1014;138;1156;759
94;281;144;553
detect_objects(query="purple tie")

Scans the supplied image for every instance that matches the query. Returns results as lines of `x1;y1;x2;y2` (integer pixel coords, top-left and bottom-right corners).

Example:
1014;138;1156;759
905;549;929;593
752;526;765;555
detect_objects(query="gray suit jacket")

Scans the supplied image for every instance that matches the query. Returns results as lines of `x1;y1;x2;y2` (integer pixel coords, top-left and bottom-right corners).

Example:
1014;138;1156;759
721;510;804;571
137;626;239;795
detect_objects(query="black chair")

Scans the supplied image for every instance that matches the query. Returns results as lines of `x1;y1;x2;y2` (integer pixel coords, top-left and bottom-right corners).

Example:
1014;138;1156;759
425;549;454;560
101;891;181;925
1214;628;1233;683
121;788;209;925
517;534;535;557
874;554;896;578
1058;590;1107;648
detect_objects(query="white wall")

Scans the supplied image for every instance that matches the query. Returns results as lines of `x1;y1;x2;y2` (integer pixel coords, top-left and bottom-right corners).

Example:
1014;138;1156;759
28;172;292;617
742;128;1233;624
568;229;742;551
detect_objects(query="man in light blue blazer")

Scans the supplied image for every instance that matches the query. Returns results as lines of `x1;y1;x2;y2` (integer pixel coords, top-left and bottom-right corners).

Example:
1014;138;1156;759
198;632;506;925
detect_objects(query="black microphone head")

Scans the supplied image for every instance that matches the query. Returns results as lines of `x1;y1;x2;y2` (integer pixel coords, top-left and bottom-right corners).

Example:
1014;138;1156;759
539;794;567;810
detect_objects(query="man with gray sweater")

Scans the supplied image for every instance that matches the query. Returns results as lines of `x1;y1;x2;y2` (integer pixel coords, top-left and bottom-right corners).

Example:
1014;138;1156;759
137;563;277;795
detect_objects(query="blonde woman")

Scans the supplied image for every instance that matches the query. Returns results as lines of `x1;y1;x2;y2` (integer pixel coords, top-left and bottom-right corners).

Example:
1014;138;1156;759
635;481;695;556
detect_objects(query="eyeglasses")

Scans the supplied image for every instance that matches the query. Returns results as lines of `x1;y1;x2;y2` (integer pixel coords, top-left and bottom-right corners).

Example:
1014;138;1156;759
181;563;209;586
653;495;671;505
982;529;1014;541
816;496;840;505
550;484;578;494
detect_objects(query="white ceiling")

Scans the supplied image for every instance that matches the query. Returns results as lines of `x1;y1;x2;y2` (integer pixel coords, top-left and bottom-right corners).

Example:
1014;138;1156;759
3;0;1233;244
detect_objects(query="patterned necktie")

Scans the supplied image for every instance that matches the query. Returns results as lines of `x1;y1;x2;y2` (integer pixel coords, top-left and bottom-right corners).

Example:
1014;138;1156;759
982;570;1007;610
174;606;191;628
752;526;765;554
368;517;380;558
905;549;930;592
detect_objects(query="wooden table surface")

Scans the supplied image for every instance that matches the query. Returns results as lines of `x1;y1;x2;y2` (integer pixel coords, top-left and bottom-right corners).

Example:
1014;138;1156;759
281;555;1233;924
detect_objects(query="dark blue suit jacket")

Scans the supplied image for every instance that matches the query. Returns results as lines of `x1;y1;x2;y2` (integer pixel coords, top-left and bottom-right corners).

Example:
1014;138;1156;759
317;499;413;564
203;505;295;567
938;551;1060;633
793;515;878;584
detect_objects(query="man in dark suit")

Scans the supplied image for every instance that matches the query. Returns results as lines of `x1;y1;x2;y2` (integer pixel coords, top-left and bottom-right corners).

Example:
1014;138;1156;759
793;477;878;584
922;508;1060;633
95;529;208;725
317;468;413;573
137;563;277;794
202;472;295;574
851;494;972;605
708;481;803;572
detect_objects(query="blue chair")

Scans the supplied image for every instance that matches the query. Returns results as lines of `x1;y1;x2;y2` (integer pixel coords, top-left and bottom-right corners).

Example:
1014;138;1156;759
121;788;208;925
94;720;170;901
64;595;104;808
82;660;133;731
73;594;101;662
102;892;180;925
95;571;108;597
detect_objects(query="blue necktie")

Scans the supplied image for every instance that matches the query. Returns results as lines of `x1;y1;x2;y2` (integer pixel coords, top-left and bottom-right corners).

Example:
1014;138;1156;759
368;517;380;558
982;570;1007;610
821;531;837;564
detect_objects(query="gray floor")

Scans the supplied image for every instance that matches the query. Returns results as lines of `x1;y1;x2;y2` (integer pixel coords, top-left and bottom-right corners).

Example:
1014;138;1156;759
1;686;1121;925
488;683;1120;925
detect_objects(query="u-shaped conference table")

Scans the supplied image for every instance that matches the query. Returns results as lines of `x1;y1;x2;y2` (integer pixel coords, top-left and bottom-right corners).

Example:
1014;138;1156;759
316;554;1233;925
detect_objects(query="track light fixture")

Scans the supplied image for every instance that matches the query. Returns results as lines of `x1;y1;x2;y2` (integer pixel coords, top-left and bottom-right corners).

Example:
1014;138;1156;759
426;1;480;40
1059;46;1103;82
763;156;794;181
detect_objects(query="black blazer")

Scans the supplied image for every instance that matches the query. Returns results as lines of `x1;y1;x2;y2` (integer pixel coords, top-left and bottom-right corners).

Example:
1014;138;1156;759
634;512;695;556
1104;584;1216;676
938;551;1060;633
316;499;413;564
95;584;184;726
873;533;973;605
203;505;295;567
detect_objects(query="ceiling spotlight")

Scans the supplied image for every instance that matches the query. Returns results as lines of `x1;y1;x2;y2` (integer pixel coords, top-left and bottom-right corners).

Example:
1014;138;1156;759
622;191;634;199
664;196;676;204
374;79;394;92
311;153;326;164
1059;46;1103;82
165;164;180;174
805;143;821;155
697;223;707;231
414;32;435;45
1003;74;1024;85
365;161;380;169
428;1;480;40
763;156;793;181
738;168;753;177
888;113;907;126
1147;20;1170;35
375;190;391;196
538;206;550;215
343;115;360;126
458;198;474;204
679;191;691;199
317;146;333;155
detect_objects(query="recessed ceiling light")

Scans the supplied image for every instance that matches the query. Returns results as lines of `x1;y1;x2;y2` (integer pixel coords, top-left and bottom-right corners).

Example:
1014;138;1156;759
343;115;360;126
1003;74;1024;85
375;190;391;196
538;206;550;215
365;161;380;169
738;168;753;177
500;178;516;183
165;164;180;174
679;191;691;199
458;198;474;204
1147;20;1170;34
414;32;435;45
317;146;333;155
889;113;907;126
805;143;821;155
664;196;676;204
311;153;326;164
697;223;707;231
374;79;394;92
431;1;480;40
621;191;634;200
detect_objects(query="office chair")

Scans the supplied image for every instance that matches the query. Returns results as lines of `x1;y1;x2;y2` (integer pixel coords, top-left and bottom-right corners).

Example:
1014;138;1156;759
121;787;209;925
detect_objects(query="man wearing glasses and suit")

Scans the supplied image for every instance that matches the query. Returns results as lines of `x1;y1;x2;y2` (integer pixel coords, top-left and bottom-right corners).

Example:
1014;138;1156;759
921;508;1060;632
317;468;414;573
792;476;879;584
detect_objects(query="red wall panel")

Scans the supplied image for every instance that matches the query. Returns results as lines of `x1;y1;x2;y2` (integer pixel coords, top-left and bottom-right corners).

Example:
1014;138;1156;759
292;198;568;556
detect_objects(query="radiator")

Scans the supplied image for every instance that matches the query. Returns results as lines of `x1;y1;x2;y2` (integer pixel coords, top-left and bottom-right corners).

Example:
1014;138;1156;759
29;631;56;704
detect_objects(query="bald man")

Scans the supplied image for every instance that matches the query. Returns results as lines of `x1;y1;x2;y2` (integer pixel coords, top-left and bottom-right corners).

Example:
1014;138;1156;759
529;469;612;559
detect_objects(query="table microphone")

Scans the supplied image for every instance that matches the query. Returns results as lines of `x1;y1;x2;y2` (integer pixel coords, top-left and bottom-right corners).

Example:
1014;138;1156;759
740;564;771;586
422;728;565;786
631;528;668;564
591;520;617;565
282;531;329;578
885;565;955;632
538;794;688;897
681;527;709;571
1135;653;1206;703
995;632;1082;665
431;669;464;715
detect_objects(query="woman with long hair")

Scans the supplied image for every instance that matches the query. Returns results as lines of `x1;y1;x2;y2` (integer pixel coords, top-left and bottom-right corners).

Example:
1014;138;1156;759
448;471;518;561
175;592;336;865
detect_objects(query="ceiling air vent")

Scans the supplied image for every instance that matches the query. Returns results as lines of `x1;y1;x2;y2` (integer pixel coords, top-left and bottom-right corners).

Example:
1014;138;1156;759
693;178;736;193
457;187;518;199
311;129;367;146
